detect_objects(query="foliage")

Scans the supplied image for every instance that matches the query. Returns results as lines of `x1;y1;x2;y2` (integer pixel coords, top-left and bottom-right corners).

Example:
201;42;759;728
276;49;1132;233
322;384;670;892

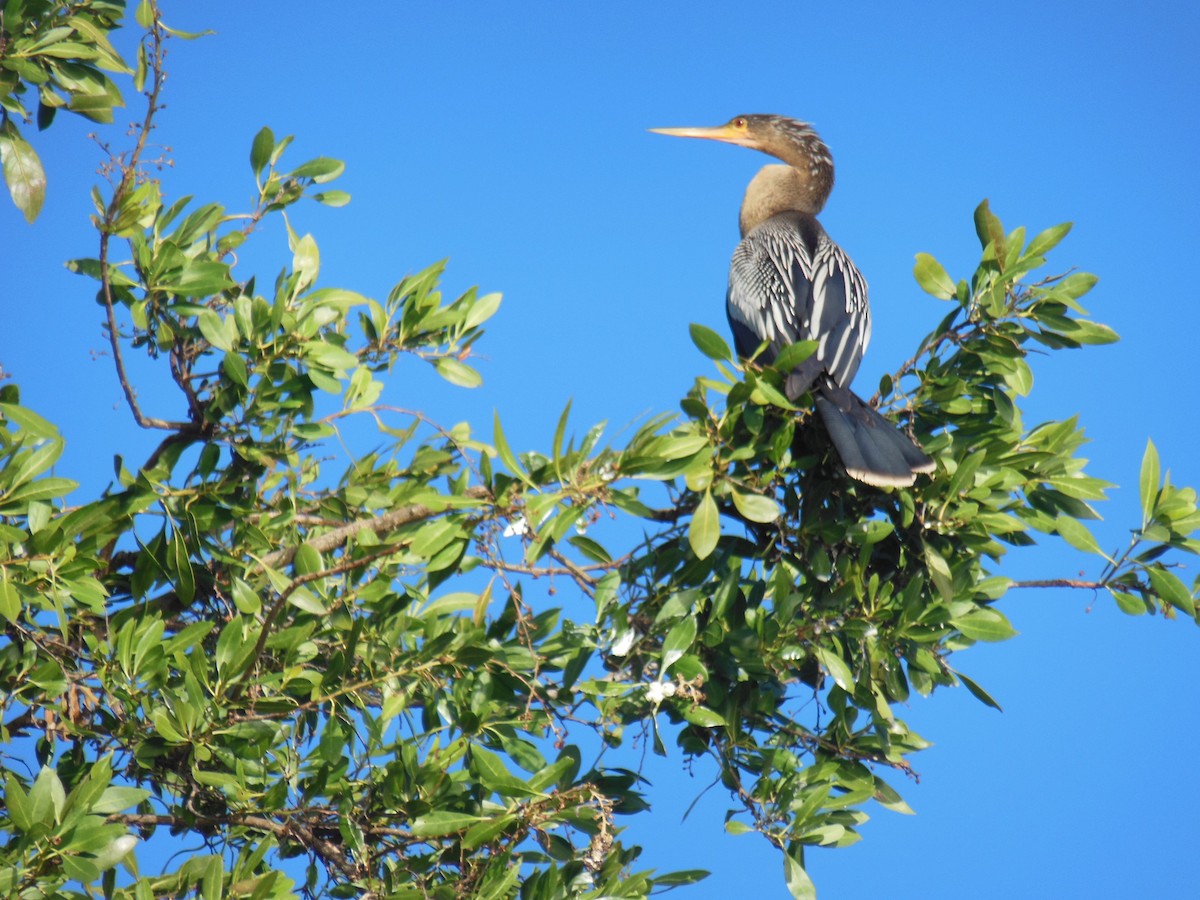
2;6;1198;900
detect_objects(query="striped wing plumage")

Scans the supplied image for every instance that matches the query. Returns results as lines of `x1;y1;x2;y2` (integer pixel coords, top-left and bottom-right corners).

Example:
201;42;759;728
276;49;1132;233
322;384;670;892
726;212;870;393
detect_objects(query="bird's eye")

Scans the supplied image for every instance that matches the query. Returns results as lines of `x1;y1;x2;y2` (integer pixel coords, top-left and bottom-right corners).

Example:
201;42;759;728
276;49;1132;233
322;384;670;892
733;117;747;129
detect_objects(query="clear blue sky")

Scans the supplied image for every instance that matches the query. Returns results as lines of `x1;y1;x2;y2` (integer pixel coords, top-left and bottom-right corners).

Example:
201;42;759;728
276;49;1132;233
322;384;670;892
4;2;1199;897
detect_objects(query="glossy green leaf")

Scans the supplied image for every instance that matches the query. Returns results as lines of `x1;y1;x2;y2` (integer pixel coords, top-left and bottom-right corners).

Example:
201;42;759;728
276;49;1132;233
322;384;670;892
688;489;720;559
973;198;1006;259
1147;567;1195;616
1025;221;1072;258
91;786;151;814
0;580;20;623
773;340;819;373
952;607;1018;642
815;647;854;692
289;157;345;183
784;849;817;900
492;411;534;487
913;252;955;299
689;322;732;361
662;616;697;673
1054;514;1103;556
292;233;319;290
250;126;274;176
434;357;483;388
0;122;47;223
954;669;1003;711
680;705;726;727
410;812;485;837
1140;439;1160;524
730;490;780;523
1055;272;1099;300
4;775;33;831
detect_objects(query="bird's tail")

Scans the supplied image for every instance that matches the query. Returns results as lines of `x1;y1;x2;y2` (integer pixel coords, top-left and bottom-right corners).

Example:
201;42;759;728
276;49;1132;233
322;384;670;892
814;384;935;487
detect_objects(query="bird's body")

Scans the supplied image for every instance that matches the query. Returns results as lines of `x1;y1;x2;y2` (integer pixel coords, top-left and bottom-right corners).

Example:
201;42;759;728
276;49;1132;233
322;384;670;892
651;115;934;487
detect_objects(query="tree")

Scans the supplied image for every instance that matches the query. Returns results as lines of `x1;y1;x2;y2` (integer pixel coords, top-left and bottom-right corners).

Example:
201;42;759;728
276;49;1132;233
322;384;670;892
2;4;1198;898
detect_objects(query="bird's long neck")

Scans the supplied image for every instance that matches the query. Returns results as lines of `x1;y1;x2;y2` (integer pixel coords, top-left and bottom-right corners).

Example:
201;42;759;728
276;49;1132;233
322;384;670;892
739;160;835;237
738;134;834;237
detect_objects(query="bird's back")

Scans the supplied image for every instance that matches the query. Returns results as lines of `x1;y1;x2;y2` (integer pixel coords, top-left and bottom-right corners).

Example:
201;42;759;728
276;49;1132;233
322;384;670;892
727;211;871;396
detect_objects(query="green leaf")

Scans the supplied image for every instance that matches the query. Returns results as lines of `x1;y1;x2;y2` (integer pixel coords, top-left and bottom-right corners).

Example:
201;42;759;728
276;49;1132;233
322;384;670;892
462;814;515;850
250;126;274;177
913;252;955;299
689;323;732;361
952;607;1018;642
0;580;20;623
29;766;65;826
654;870;711;887
0;402;60;439
784;848;817;900
463;292;502;331
169;526;195;606
290;157;345;183
680;705;726;727
165;261;235;298
1025;221;1072;258
0;122;47;223
313;189;351;207
954;669;1003;711
410;811;485;837
973;199;1006;259
815;646;854;692
492;411;534;488
1055;272;1098;300
662;616;697;673
92;786;151;814
470;745;540;797
4;775;33;831
0;476;77;507
1147;567;1195;616
222;351;248;388
1140;439;1160;524
434;357;483;388
1069;320;1119;345
198;311;233;352
688;489;720;559
730;490;780;524
1109;588;1148;616
1054;514;1104;556
772;340;819;373
292;233;320;290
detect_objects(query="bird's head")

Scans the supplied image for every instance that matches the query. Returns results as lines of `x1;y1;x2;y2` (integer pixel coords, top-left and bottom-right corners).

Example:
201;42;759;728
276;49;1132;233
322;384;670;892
650;115;829;169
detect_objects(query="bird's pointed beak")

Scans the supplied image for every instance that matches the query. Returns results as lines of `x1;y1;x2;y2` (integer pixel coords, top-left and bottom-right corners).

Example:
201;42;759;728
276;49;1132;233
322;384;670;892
648;124;753;148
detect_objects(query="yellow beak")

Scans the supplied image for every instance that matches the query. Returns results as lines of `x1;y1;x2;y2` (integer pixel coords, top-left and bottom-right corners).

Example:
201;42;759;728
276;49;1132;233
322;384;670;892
648;123;755;149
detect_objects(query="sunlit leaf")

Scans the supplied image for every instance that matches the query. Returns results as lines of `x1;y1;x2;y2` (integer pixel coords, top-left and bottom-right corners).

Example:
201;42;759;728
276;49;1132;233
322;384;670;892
913;252;955;299
689;322;732;361
0;123;47;223
688;489;720;559
1137;438;1161;528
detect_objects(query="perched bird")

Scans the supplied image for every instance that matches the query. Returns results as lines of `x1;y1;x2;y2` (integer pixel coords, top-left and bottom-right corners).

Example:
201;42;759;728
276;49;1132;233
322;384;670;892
650;114;934;487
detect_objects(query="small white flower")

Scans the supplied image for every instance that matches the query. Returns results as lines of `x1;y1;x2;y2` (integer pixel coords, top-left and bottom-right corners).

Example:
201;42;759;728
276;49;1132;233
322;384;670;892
864;625;878;639
502;515;529;538
574;516;589;536
611;628;639;657
645;681;666;704
598;462;616;482
661;680;677;698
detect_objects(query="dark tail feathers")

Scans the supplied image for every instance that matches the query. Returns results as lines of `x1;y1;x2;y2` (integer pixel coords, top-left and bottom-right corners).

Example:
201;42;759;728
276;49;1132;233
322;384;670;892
814;385;935;487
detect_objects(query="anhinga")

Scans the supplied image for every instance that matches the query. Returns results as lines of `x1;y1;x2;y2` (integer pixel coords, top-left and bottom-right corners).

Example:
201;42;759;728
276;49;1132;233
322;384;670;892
651;114;934;487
